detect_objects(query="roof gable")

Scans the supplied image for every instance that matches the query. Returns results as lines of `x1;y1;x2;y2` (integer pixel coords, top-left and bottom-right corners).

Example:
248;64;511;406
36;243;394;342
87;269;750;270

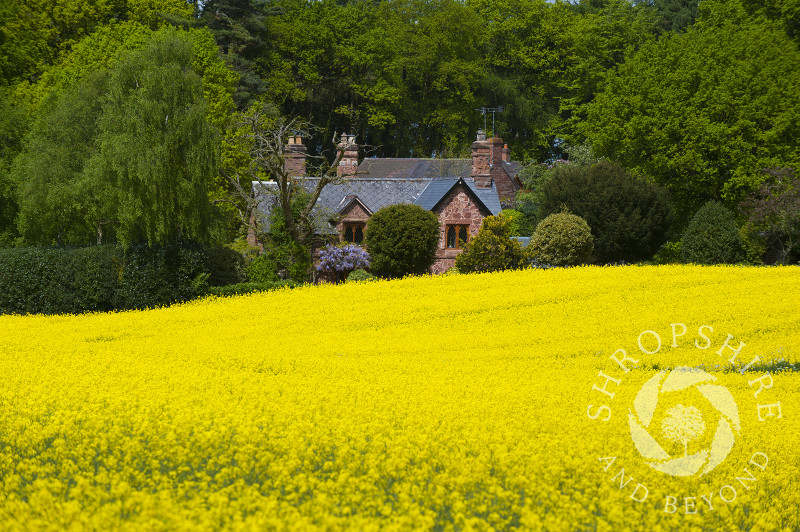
414;178;502;216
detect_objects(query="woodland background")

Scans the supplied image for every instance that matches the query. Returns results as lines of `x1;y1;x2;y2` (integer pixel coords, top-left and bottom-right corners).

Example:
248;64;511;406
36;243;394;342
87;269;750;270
1;0;799;249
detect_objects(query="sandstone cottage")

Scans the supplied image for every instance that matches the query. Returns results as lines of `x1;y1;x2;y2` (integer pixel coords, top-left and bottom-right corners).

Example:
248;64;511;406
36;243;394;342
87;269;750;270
252;130;522;274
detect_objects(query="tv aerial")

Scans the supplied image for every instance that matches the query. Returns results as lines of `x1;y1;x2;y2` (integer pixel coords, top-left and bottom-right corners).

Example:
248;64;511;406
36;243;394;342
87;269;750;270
474;106;503;137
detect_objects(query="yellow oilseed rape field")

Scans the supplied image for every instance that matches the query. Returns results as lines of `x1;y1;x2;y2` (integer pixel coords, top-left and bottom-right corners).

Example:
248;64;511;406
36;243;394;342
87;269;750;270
1;265;798;531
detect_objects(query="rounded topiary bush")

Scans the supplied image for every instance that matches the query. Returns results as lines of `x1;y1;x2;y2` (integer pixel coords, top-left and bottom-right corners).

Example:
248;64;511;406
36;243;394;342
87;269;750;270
346;269;376;282
365;204;440;278
681;201;744;264
529;211;594;267
454;214;526;273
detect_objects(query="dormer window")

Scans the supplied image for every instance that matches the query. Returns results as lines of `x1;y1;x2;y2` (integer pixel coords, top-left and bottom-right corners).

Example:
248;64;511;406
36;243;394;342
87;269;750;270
445;224;469;249
343;222;365;245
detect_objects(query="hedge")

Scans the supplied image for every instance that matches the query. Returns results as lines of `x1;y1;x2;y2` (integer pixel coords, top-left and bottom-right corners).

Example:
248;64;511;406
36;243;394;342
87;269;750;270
0;242;210;315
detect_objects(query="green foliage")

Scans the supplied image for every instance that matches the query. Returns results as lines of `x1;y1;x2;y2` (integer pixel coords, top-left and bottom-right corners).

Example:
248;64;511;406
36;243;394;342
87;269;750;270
680;201;744;265
584;15;800;219
739;223;768;266
0;86;27;246
528;211;593;267
519;160;580;222
204;246;246;286
454;214;527;273
245;254;280;284
0;242;209;315
96;29;219;246
740;168;800;265
500;209;532;237
539;161;673;264
13;71;110;246
643;0;700;33
12;28;231;248
558;0;659;143
0;0;193;88
0;246;119;314
253;189;315;283
346;269;377;283
740;0;800;43
651;240;682;265
205;280;299;297
365;204;440;278
114;242;209;310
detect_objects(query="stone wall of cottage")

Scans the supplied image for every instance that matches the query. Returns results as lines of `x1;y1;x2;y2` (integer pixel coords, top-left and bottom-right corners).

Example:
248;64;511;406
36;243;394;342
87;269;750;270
335;201;370;238
431;184;488;274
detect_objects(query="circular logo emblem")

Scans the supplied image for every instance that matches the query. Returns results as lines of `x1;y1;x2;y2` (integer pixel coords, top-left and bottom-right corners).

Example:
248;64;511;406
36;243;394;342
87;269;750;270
628;366;740;477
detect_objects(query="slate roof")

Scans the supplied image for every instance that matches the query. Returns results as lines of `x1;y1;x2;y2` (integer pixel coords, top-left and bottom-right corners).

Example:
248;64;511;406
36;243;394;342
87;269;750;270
357;158;472;179
413;178;502;216
253;172;503;234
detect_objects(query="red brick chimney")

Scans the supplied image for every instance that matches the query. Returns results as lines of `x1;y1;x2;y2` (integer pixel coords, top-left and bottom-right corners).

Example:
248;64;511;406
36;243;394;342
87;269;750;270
284;135;307;178
337;134;359;177
502;144;511;163
471;130;504;189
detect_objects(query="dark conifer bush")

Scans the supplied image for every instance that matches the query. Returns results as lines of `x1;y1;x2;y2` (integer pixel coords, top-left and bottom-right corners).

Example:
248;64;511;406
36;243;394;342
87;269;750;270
681;201;744;264
539;161;673;264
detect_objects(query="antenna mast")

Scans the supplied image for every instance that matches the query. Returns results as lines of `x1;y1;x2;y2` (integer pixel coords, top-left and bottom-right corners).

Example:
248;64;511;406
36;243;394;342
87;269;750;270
474;106;503;168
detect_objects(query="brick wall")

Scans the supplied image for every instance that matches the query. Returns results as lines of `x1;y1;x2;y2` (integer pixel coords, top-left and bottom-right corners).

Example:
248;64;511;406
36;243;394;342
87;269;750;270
431;183;489;273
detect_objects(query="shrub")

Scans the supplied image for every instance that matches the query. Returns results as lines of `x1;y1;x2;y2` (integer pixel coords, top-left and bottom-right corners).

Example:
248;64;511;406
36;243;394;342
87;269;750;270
205;280;299;297
500;209;533;237
317;244;371;283
0;242;209;314
246;254;280;283
365;204;440;278
0;246;119;314
739;223;768;265
740;168;800;264
651;241;682;265
115;241;208;310
539;161;673;264
204;246;246;286
528;211;593;267
455;214;527;273
681;201;745;264
346;269;376;282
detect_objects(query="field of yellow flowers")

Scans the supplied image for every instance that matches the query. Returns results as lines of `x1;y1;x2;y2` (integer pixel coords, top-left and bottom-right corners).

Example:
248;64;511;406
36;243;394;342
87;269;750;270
0;265;798;530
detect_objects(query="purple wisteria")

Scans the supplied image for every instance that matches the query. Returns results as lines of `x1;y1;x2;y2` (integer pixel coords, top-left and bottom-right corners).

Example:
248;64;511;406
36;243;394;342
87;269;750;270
316;244;371;274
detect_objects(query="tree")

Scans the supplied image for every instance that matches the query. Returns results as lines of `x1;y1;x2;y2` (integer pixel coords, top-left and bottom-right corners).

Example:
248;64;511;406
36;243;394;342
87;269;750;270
558;0;659;143
91;29;222;246
12;28;231;247
583;16;800;220
680;201;744;265
635;0;700;33
219;102;347;248
538;161;673;264
661;404;705;457
196;0;281;110
455;214;527;273
740;168;800;264
12;71;110;246
740;0;800;44
365;204;440;278
0;86;28;246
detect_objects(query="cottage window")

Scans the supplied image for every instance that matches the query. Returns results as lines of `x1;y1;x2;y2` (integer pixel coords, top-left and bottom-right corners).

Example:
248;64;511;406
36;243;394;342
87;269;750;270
445;224;469;249
343;222;365;245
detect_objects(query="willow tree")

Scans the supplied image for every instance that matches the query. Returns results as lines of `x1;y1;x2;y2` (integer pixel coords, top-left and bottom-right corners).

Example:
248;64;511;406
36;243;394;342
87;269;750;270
93;29;221;246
